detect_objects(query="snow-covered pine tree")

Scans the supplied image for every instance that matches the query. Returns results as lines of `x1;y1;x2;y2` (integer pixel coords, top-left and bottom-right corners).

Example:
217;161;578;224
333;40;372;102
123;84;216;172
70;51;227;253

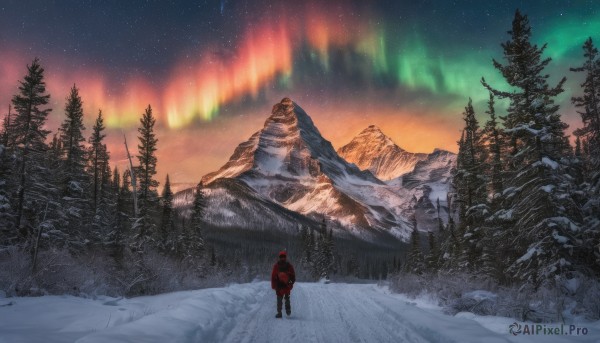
314;231;332;279
60;85;88;186
159;174;174;252
113;171;133;255
571;37;600;172
450;99;488;272
482;10;583;286
92;148;116;244
11;58;53;236
58;84;92;246
425;231;440;272
0;143;15;244
88;110;106;213
477;92;510;282
406;215;424;274
184;181;206;262
0;103;16;241
439;214;462;272
571;37;600;275
452;99;487;219
483;92;504;197
112;166;120;190
133;105;159;251
327;227;337;275
436;197;444;232
1;105;16;148
299;225;312;267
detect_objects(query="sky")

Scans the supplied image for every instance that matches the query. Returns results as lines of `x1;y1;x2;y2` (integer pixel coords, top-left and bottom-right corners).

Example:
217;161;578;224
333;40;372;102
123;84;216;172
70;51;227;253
1;0;599;191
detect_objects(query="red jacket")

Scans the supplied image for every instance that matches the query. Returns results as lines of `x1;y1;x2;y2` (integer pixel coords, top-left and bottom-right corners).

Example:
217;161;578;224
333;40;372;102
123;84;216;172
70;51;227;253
271;261;296;296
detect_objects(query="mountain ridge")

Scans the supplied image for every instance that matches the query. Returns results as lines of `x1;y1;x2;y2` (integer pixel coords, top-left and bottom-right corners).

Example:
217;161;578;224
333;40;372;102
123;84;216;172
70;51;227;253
337;125;428;181
174;98;456;242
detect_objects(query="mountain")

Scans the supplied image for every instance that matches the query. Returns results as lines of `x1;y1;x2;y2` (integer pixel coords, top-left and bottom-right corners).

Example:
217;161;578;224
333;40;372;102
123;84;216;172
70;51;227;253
337;126;457;232
191;98;412;242
337;125;428;180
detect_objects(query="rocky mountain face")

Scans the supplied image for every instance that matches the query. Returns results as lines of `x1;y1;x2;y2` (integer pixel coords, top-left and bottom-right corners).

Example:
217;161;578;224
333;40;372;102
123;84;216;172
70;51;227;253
338;127;457;233
337;125;428;181
196;98;411;241
173;178;320;235
174;98;456;242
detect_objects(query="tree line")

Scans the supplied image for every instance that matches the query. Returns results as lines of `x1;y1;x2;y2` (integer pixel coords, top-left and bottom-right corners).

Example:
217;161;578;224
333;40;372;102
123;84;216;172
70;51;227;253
0;58;212;295
403;10;600;292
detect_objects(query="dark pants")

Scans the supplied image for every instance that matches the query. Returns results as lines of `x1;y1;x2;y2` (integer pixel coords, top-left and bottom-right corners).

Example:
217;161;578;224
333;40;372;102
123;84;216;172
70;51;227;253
277;293;291;314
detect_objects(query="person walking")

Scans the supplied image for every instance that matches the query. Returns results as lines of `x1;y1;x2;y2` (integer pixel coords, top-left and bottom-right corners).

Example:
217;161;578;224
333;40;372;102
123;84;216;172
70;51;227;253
271;250;296;318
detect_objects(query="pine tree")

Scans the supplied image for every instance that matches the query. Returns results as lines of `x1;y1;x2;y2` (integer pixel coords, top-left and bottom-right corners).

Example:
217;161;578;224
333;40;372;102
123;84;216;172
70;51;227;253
60;85;87;186
451;99;488;272
482;10;582;285
0;104;16;242
440;215;461;271
58;84;91;243
11;58;52;233
91;150;115;244
1;105;15;148
133;105;159;249
184;181;206;261
299;225;312;267
310;219;335;279
425;231;439;271
453;99;487;218
571;38;600;276
0;143;15;243
137;105;159;206
112;166;120;190
406;226;424;274
483;92;504;196
88;110;107;213
159;174;174;252
571;37;600;171
116;169;133;245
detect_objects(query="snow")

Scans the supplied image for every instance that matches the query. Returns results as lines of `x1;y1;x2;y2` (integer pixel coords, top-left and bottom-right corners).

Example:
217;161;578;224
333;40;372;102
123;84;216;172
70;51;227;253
1;282;595;342
517;246;541;263
551;216;581;232
428;182;449;205
563;278;581;294
552;230;569;244
463;290;498;302
493;209;514;221
540;184;555;193
542;157;559;170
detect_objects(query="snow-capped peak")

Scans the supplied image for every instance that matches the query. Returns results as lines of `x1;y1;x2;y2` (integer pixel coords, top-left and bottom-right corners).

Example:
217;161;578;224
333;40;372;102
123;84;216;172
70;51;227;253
355;125;400;150
195;98;412;242
338;126;427;181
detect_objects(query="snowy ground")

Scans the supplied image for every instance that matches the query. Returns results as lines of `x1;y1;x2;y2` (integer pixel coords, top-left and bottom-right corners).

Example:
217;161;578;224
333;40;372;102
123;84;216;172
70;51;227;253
0;282;598;343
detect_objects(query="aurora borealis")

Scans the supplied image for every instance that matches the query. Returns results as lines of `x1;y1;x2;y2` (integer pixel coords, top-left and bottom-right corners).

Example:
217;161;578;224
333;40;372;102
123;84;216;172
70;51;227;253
1;0;599;189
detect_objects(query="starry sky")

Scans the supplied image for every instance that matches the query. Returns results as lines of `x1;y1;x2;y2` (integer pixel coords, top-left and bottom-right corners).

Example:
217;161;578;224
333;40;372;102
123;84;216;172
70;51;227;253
1;0;599;190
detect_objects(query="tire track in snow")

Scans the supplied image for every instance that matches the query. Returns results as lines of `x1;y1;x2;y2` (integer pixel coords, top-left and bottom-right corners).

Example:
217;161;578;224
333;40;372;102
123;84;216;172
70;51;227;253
219;282;523;343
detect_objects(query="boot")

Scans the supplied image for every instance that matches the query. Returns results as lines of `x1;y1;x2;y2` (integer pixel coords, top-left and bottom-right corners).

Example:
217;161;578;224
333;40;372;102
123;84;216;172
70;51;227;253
275;312;282;318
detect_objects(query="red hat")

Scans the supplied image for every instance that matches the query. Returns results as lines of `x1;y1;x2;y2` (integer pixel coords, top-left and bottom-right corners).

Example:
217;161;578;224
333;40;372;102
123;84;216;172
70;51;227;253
279;250;287;257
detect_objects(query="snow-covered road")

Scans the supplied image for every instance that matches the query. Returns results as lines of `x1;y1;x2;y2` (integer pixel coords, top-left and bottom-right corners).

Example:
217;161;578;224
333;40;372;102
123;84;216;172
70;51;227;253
0;282;597;342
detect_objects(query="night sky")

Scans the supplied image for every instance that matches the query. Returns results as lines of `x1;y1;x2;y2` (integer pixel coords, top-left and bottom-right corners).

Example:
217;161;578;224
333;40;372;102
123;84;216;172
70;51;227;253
1;0;599;189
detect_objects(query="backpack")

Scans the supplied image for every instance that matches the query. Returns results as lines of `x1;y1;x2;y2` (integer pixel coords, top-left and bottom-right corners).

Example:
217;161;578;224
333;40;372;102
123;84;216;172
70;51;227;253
278;271;289;284
277;261;290;284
